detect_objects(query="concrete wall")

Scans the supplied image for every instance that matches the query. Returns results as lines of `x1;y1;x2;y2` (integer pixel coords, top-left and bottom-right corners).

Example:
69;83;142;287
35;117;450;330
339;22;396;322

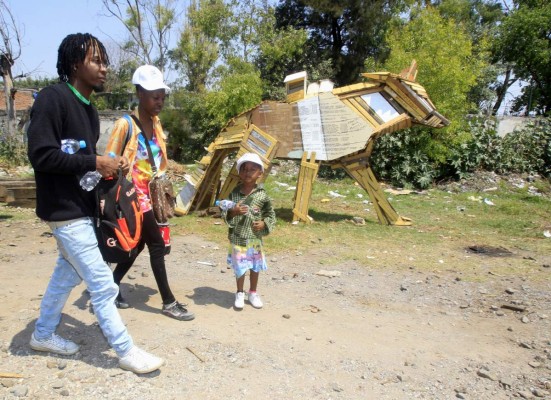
495;116;533;137
97;110;128;155
0;109;128;155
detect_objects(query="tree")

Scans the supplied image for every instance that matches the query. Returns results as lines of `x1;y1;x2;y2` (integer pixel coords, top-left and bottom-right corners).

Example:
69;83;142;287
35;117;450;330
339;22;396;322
376;5;488;177
101;0;177;72
493;0;551;115
0;0;24;139
170;0;229;92
203;59;263;129
93;42;139;110
248;2;308;100
432;0;505;114
168;1;269;160
383;6;486;128
275;0;406;86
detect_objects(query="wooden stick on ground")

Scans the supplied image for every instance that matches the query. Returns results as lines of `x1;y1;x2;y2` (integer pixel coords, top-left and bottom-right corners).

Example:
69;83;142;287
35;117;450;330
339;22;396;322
0;372;24;378
186;346;205;363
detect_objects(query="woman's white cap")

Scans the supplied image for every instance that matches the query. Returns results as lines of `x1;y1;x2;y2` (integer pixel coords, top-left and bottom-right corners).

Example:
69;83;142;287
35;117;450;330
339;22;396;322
236;153;264;173
132;65;171;92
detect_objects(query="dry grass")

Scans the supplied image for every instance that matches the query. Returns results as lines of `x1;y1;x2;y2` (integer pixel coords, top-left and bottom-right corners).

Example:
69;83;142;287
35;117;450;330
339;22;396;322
171;171;551;282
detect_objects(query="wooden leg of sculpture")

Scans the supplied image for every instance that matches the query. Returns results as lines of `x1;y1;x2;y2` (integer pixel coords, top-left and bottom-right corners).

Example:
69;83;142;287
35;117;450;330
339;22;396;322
342;164;412;226
292;152;319;224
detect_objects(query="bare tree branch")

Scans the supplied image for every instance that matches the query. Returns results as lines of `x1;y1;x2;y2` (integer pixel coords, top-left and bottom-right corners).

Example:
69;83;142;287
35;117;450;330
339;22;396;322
0;0;21;62
101;0;177;70
0;0;24;138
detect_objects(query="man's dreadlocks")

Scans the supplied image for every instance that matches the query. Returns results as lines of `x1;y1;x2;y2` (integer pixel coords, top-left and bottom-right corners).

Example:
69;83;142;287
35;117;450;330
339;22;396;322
56;33;109;82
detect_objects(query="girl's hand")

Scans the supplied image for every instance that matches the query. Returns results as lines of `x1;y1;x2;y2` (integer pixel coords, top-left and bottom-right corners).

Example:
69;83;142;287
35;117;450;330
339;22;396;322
96;154;119;178
252;220;265;232
234;202;249;216
118;156;130;175
229;202;249;217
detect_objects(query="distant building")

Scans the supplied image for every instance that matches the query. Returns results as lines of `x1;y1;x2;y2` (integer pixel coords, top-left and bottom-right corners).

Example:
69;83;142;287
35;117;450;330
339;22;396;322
0;87;37;112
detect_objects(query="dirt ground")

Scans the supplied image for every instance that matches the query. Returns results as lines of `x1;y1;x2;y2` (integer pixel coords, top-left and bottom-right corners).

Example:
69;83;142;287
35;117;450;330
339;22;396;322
0;205;550;400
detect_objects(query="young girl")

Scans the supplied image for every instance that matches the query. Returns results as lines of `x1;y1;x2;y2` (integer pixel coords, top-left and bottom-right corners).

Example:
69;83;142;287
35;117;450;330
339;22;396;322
104;65;194;321
222;153;276;309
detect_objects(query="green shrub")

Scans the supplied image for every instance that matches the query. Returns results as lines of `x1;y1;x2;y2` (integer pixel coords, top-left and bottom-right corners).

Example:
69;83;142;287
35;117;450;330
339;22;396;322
0;135;28;167
318;165;348;180
369;117;550;189
496;119;551;177
370;128;438;189
448;117;551;179
447;117;502;179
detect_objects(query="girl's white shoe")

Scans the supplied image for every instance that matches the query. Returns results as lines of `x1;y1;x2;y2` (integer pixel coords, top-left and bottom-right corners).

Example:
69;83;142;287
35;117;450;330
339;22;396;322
248;292;263;309
234;292;245;309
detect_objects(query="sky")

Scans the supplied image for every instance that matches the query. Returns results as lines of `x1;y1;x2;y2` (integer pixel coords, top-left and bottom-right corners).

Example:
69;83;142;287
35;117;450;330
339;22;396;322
6;0;523;115
8;0;135;79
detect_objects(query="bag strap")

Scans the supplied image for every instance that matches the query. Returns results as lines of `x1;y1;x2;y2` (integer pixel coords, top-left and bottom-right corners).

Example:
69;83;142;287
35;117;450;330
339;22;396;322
94;167;124;227
130;115;158;176
121;114;133;155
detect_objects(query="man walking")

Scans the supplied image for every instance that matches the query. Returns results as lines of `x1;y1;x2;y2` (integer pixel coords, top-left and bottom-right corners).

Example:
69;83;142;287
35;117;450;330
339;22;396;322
26;33;163;374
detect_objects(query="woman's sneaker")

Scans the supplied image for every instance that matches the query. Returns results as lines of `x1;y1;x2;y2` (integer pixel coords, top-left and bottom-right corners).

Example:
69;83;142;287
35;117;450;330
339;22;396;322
248;292;263;309
115;294;130;309
119;346;164;374
234;292;245;309
162;301;195;321
29;332;79;356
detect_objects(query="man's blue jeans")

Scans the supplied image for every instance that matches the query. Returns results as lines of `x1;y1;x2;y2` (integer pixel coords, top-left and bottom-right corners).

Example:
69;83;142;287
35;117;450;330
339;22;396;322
33;217;133;357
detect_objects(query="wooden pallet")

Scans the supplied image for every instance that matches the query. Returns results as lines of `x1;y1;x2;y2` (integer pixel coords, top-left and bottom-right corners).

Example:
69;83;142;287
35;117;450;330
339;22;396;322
0;179;36;208
292;152;319;223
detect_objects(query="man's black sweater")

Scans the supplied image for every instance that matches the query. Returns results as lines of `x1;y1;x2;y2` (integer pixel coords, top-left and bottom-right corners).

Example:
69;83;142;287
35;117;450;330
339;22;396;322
27;83;99;221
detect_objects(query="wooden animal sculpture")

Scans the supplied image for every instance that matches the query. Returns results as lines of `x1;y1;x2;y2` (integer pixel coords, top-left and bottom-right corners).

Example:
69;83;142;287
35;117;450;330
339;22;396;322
176;61;449;225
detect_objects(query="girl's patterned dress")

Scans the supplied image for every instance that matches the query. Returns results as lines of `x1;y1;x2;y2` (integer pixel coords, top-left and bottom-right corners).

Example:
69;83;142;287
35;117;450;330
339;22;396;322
222;184;276;278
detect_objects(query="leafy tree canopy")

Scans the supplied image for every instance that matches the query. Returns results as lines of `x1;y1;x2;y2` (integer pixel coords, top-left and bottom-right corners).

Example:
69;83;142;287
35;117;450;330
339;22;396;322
494;0;551;115
383;6;486;126
379;6;489;165
275;0;406;86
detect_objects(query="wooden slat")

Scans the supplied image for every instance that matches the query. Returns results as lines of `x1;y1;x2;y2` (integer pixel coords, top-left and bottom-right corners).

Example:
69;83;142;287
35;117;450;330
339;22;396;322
216;135;244;144
198;155;212;165
5;187;36;202
335;85;382;100
385;77;429;118
399;60;418;81
370;114;412;137
298;153;311;218
356;168;393;224
6;199;36;208
339;163;411;226
192;149;231;210
221;125;246;136
286;90;305;103
383;86;423;120
292;152;319;223
426;115;441;127
292;207;311;223
361;72;391;81
332;82;381;96
0;180;35;200
341;98;369;122
343;98;381;127
387;77;428;113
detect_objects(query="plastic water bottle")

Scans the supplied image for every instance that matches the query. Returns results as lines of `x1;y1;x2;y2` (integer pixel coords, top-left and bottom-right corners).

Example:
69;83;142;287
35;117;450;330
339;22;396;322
80;152;116;191
61;139;86;154
215;199;237;211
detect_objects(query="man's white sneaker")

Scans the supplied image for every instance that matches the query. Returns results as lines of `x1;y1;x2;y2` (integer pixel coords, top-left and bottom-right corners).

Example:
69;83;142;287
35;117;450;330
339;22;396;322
119;346;164;374
248;292;263;309
29;332;79;356
234;292;245;309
